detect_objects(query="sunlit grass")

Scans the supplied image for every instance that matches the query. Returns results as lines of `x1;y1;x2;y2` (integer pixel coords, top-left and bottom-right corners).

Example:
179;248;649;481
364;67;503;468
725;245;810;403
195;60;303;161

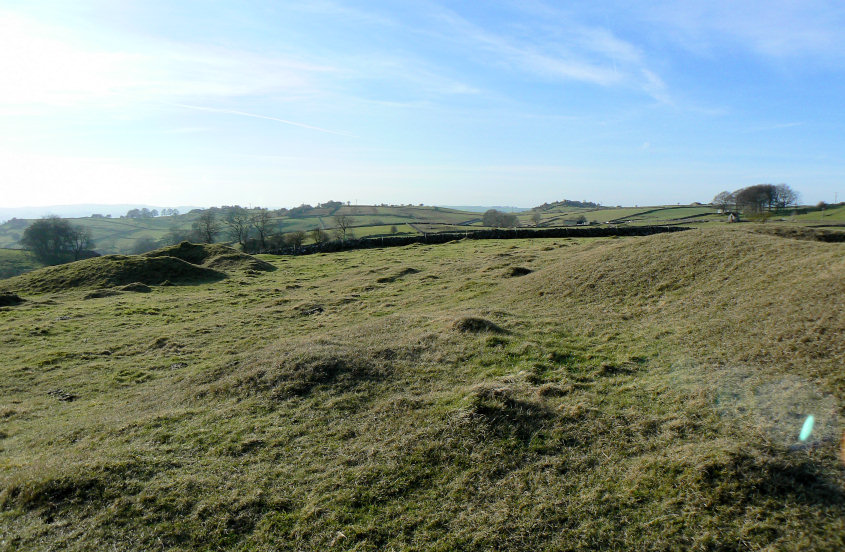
0;227;842;550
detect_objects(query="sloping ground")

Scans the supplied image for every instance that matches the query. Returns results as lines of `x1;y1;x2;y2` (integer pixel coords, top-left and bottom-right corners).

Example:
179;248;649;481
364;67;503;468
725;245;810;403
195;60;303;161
512;226;845;390
0;228;842;550
752;225;845;243
0;255;225;293
0;248;43;280
143;242;276;272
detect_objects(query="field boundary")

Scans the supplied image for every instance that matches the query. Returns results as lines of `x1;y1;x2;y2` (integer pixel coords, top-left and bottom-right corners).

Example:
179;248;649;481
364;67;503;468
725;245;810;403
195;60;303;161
268;225;689;256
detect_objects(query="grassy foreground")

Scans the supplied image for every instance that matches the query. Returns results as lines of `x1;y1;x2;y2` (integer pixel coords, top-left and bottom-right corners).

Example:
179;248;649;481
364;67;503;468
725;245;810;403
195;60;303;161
0;227;843;550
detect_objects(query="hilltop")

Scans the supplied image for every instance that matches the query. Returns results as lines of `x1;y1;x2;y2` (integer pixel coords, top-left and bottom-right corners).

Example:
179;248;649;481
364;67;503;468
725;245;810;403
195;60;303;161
0;226;842;550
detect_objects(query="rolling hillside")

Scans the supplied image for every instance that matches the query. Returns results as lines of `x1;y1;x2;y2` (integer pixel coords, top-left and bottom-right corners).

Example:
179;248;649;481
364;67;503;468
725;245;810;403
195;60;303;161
3;203;840;263
0;227;842;550
0;206;482;256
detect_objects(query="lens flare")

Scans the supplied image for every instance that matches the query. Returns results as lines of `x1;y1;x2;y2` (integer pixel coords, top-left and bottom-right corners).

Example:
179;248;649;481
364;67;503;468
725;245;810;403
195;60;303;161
799;415;815;442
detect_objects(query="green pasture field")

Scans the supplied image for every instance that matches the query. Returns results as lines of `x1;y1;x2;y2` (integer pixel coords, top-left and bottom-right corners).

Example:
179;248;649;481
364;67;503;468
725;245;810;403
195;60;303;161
0;226;842;550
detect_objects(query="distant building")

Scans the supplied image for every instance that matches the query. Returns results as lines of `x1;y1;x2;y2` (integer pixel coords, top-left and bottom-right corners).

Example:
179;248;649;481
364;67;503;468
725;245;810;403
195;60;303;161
727;212;740;223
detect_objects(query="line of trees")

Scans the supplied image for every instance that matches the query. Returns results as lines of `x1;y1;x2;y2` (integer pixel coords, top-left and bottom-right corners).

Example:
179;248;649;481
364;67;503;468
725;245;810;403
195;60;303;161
712;184;800;214
482;209;519;228
147;207;362;254
20;216;95;265
124;208;180;218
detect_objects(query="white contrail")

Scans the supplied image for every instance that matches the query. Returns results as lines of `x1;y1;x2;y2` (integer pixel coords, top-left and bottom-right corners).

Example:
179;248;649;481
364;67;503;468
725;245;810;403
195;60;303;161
173;103;354;137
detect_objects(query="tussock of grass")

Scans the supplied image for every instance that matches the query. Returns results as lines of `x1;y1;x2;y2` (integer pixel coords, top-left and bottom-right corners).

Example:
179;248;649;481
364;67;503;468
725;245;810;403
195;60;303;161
452;316;508;334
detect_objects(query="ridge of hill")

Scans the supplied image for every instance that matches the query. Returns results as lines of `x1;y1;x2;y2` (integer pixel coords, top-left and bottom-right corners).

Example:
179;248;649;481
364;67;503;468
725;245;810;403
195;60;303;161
0;227;842;550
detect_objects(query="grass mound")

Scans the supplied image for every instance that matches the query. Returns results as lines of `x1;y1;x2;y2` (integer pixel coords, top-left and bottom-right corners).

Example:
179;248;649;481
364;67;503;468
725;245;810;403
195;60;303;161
144;242;275;272
0;255;225;293
211;344;392;400
452;316;508;333
120;282;152;293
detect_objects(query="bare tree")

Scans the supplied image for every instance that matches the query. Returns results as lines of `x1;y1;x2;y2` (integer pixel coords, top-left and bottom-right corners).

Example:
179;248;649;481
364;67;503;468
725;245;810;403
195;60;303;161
67;226;93;260
735;184;776;214
333;214;354;241
310;227;328;245
774;184;800;209
712;191;735;212
284;230;306;251
224;206;251;247
192;211;221;243
250;208;274;250
530;212;542;226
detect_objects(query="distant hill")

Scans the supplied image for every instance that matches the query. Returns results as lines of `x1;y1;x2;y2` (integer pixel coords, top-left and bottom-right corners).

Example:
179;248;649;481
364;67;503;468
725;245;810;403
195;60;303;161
0;204;201;223
439;205;529;213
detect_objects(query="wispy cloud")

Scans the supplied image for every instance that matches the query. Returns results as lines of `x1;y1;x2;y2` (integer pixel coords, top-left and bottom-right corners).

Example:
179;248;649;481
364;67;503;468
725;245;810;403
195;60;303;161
172;104;354;136
423;4;670;102
643;0;845;62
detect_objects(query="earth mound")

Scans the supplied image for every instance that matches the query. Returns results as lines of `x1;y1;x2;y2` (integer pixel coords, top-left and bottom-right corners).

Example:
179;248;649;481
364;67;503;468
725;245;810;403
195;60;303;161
0;255;225;293
120;282;152;293
144;242;275;272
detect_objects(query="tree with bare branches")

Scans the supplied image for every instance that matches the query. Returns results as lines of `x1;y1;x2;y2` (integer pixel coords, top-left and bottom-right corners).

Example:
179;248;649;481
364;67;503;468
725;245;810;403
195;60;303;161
250;208;274;250
224;206;251;247
333;214;354;241
192;211;221;243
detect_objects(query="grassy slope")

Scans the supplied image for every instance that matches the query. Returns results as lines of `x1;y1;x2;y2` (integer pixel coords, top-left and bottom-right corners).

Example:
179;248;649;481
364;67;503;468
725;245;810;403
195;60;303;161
0;227;843;550
789;204;845;223
0;249;43;280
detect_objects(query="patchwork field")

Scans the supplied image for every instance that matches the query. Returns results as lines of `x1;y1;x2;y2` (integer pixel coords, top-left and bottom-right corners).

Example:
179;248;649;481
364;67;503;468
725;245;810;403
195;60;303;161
0;227;843;550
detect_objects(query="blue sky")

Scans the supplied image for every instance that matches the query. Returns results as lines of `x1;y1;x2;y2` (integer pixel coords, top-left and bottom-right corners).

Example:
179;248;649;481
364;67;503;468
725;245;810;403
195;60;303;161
2;0;844;208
